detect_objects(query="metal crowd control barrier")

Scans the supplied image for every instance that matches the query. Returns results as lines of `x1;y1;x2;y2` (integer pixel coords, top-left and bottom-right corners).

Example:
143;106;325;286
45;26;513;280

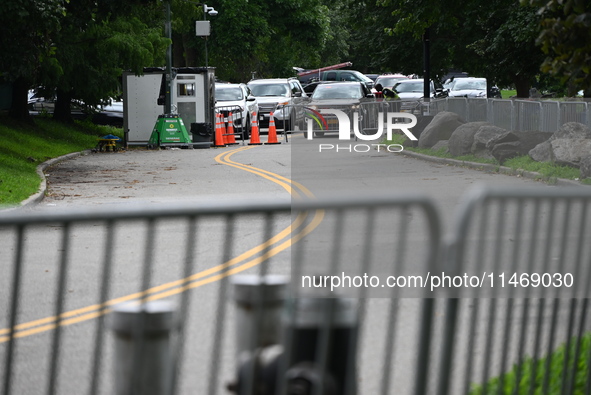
3;186;591;394
433;185;591;395
429;97;591;132
215;105;249;144
0;193;441;395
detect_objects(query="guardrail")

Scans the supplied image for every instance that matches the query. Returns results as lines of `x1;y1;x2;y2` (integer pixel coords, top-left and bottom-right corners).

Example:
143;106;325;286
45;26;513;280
2;186;591;394
427;97;591;132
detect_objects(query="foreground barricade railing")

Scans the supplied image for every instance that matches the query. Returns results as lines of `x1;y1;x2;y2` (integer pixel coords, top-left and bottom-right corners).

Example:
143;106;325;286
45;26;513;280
2;186;591;394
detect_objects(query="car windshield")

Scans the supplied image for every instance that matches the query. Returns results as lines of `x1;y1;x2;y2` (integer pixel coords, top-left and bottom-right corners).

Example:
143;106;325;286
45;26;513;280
394;81;427;93
311;84;363;100
375;77;406;88
249;84;290;97
452;79;486;91
215;87;243;101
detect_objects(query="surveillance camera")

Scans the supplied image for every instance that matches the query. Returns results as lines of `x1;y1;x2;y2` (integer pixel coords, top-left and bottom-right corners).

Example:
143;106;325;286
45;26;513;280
208;9;218;16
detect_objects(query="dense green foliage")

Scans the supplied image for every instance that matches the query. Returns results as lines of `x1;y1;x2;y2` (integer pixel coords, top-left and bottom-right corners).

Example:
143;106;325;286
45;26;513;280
524;0;591;96
470;332;591;394
1;0;590;121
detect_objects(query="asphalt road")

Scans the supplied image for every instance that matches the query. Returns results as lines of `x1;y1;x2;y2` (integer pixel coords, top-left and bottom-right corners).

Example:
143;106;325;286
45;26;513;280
1;132;565;394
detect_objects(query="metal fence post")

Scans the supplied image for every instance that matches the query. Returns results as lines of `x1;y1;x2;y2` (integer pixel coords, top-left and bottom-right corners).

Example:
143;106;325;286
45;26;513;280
110;300;177;395
232;274;288;356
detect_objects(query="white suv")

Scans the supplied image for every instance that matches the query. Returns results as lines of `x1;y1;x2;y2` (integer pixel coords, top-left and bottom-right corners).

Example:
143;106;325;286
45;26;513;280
247;78;308;131
214;83;258;139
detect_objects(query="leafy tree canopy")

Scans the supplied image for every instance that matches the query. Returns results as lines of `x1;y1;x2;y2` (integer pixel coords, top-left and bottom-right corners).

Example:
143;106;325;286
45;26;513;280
524;0;591;95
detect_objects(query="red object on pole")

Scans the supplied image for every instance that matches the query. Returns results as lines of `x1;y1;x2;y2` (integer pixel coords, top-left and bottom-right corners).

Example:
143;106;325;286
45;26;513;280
297;62;353;77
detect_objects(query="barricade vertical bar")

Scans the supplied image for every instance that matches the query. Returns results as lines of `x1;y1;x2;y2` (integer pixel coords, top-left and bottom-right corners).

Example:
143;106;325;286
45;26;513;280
565;200;591;394
557;202;577;395
344;207;376;395
479;199;506;389
500;200;524;394
540;200;559;395
381;207;409;394
110;301;177;395
47;222;72;395
89;220;117;395
207;214;235;395
128;218;158;395
459;202;490;395
170;216;199;395
313;209;346;395
2;225;25;395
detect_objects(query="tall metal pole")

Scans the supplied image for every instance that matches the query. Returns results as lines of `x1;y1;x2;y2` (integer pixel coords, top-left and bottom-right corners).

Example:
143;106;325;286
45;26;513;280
203;5;209;68
423;27;431;104
165;1;173;114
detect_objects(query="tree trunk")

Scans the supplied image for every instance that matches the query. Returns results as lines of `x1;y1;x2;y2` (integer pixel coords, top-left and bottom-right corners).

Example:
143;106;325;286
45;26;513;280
172;32;185;67
513;75;531;98
53;89;73;123
9;77;32;122
184;34;198;67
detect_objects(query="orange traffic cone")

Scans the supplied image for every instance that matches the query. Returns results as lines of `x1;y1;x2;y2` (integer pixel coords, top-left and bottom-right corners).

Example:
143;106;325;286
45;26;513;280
225;112;238;145
213;113;226;147
265;112;281;145
248;112;262;145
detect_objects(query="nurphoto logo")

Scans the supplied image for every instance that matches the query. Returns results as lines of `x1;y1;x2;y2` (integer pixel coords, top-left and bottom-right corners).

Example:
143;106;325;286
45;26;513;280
305;109;418;153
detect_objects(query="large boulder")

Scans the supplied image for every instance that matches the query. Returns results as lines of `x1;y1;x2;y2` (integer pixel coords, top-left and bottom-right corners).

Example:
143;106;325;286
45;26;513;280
431;140;449;153
550;138;591;167
529;122;591;163
448;122;489;156
488;131;553;164
418;111;465;149
471;126;508;159
580;155;591;179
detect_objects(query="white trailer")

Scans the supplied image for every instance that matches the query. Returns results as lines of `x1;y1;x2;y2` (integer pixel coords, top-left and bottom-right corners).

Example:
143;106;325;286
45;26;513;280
123;67;216;147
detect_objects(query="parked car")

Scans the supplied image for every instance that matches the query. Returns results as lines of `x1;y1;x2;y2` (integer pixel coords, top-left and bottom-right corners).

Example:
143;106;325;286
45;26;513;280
247;78;308;131
373;74;409;91
302;80;333;95
316;69;374;91
447;77;488;98
305;81;375;137
214;83;258;139
28;90;124;126
392;79;446;100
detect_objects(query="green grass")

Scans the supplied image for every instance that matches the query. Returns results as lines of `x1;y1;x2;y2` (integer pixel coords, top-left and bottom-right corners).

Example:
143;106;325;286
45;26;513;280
0;115;122;206
502;89;517;99
469;333;591;394
385;134;585;183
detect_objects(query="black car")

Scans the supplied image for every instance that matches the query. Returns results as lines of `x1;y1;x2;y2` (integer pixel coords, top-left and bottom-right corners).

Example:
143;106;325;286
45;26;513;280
304;81;375;137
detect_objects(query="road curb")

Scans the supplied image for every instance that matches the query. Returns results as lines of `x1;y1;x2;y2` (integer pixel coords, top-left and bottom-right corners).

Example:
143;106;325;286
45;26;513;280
400;150;584;187
15;150;91;210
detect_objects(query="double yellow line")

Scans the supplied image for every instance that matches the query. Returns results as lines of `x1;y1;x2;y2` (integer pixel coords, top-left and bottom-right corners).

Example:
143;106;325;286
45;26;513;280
0;145;323;343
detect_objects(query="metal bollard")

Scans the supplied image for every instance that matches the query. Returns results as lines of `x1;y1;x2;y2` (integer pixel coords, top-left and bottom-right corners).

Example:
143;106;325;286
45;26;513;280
110;300;177;395
283;297;359;395
232;274;288;356
229;296;359;395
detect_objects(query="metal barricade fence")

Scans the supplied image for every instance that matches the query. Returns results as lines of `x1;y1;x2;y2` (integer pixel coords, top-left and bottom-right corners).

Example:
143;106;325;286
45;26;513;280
541;100;561;132
429;97;591;133
560;101;589;127
466;98;488;123
515;100;543;132
488;99;514;131
0;193;441;395
3;186;591;395
215;105;249;143
434;185;591;395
